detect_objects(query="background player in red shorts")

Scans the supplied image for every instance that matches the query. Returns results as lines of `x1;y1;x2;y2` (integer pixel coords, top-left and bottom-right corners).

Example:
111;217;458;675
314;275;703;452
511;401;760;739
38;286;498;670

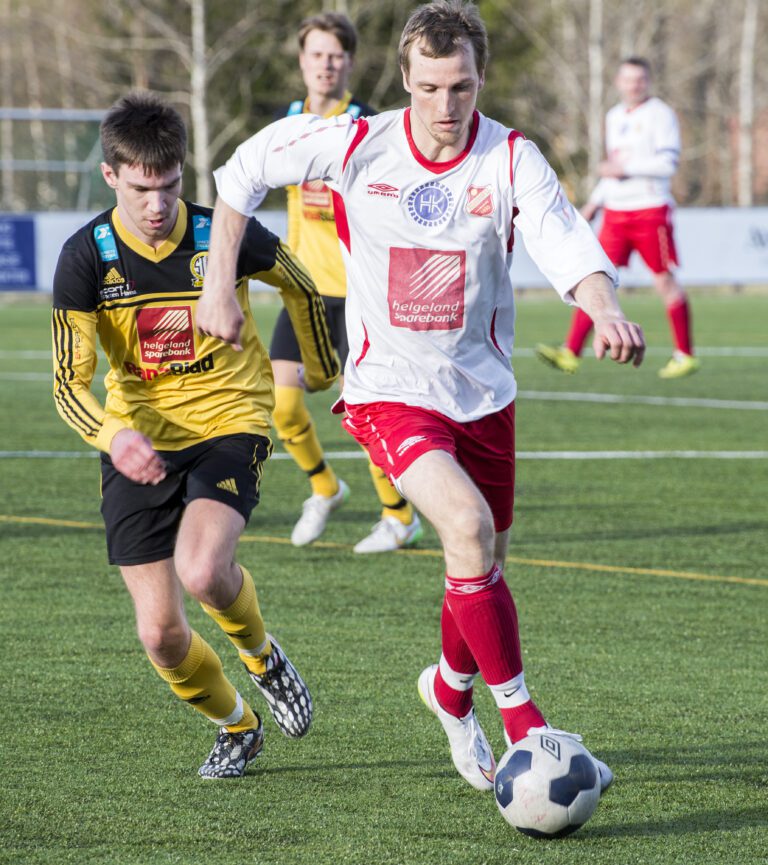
537;57;699;379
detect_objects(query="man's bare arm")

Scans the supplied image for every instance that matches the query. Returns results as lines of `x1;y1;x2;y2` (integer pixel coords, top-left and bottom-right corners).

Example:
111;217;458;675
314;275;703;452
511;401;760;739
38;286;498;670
571;271;645;367
196;198;249;350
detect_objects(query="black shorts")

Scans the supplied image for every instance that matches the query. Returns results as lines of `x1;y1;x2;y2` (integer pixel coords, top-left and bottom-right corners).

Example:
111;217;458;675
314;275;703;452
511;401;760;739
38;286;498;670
270;295;348;367
100;433;272;566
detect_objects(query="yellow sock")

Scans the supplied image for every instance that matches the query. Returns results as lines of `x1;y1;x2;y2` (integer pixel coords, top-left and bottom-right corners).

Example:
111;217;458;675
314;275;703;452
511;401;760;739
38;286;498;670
367;456;414;525
150;631;258;733
274;385;338;497
201;565;272;676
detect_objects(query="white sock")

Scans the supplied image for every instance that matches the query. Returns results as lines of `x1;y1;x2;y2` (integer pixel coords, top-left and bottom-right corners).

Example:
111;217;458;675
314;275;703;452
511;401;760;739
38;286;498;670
438;654;477;691
488;672;531;709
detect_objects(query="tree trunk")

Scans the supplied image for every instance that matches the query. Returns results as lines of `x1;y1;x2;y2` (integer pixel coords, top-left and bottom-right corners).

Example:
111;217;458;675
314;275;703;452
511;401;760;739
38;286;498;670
587;0;604;197
0;0;16;209
737;0;757;206
189;0;211;205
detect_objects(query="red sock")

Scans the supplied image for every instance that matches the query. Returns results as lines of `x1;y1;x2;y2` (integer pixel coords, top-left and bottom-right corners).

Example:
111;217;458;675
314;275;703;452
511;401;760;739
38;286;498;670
667;297;693;355
565;308;594;356
445;565;545;740
501;703;547;743
434;595;477;718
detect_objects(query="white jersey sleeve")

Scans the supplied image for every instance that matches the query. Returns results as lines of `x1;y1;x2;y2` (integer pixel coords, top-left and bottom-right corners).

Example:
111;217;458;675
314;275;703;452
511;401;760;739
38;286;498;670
512;139;618;296
213;113;357;215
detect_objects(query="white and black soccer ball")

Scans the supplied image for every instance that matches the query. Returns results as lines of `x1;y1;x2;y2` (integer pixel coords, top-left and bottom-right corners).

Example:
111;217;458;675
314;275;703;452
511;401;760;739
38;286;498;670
494;732;601;838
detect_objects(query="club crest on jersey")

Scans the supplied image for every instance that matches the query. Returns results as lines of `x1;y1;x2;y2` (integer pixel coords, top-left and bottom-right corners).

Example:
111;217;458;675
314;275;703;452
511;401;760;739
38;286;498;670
136;305;196;364
407;181;453;227
464;185;495;217
388;247;465;331
190;251;208;288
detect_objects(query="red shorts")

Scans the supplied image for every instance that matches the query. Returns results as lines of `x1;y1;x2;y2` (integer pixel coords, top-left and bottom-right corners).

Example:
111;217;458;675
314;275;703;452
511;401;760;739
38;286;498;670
341;401;516;532
599;205;678;274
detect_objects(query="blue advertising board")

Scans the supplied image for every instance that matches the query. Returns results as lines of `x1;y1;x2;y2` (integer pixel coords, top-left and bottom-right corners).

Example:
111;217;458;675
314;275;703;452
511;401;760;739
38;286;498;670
0;215;36;289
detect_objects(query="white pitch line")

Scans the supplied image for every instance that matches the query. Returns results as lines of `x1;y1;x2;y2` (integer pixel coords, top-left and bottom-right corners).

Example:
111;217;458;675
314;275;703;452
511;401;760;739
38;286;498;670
0;450;765;460
517;390;768;410
2;372;766;411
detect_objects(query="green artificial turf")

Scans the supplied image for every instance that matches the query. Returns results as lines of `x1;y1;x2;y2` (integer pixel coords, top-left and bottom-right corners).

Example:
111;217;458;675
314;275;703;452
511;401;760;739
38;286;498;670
0;291;766;864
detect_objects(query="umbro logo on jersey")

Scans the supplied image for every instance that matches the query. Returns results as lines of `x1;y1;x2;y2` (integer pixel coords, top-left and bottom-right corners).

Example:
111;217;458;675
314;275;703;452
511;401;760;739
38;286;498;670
396;435;427;457
216;477;239;495
102;267;125;285
368;182;400;199
464;185;495;217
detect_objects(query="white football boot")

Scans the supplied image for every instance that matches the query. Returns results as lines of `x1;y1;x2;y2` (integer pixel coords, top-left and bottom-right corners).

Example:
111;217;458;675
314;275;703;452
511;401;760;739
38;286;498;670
418;664;496;791
507;725;614;794
290;479;350;546
353;513;423;554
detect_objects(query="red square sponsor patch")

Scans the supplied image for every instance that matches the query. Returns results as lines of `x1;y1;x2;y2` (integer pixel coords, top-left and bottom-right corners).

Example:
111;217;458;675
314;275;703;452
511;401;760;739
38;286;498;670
464;185;495;217
136;305;196;364
388;247;465;331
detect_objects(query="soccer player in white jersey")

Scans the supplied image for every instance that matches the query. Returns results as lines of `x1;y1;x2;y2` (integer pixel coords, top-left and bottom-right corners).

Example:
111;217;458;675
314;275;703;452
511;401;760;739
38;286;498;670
537;56;699;379
199;0;644;795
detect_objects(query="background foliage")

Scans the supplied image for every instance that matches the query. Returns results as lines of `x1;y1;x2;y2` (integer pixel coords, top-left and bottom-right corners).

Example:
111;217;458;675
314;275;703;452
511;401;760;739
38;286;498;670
1;0;766;211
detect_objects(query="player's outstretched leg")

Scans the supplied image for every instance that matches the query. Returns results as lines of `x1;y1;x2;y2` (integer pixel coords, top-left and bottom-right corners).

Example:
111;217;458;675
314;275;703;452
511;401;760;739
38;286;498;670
418;664;496;791
199;717;265;779
244;634;313;738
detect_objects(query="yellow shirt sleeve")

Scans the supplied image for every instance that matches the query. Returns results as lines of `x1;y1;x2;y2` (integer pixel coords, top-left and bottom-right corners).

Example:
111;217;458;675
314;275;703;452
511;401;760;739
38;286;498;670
52;307;128;452
257;241;341;391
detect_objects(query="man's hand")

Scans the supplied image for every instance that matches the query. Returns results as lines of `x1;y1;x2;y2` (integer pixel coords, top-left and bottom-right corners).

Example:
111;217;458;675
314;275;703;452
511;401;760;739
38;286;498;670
196;289;244;351
196;197;250;350
110;428;166;485
580;201;600;222
572;271;645;367
598;158;627;179
592;317;645;367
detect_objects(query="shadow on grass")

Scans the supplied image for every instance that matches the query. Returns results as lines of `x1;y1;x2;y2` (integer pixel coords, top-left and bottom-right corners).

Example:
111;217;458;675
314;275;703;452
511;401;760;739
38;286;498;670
587;739;768;837
589;806;768;838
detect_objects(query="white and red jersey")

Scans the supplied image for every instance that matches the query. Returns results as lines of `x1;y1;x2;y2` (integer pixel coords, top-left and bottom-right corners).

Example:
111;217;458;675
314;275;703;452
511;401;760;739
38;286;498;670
215;108;616;422
590;96;680;211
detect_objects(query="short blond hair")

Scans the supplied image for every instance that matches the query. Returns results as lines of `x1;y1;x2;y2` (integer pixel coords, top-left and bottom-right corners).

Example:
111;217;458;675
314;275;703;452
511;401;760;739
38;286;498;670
399;1;488;78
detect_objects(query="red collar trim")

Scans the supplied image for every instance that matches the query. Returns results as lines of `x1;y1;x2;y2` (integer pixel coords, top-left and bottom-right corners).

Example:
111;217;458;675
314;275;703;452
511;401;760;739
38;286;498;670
404;108;479;174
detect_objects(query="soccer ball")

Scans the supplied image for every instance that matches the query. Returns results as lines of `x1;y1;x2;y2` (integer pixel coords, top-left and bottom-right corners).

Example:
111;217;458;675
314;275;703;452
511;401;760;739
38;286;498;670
494;732;601;838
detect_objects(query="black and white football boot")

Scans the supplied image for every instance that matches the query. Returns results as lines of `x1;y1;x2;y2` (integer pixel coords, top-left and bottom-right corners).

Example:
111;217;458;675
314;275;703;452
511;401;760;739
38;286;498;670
245;634;313;738
198;717;264;779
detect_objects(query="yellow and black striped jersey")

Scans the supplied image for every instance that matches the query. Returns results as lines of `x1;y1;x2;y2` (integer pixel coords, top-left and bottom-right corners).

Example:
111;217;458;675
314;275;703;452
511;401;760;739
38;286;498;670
280;91;375;299
52;200;338;452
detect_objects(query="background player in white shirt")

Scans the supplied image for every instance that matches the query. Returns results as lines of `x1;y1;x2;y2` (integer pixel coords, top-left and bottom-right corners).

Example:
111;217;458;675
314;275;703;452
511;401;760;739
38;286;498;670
199;0;644;796
537;57;699;379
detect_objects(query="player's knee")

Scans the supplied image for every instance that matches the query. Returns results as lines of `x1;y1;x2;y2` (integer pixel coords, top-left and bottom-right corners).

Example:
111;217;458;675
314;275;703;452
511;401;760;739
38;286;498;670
654;271;683;303
444;501;495;555
175;552;224;601
137;619;188;661
272;393;310;441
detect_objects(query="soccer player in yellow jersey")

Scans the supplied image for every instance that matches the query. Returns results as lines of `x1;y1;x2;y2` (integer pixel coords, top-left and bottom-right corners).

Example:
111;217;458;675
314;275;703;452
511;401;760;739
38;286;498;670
52;91;339;778
271;12;423;553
